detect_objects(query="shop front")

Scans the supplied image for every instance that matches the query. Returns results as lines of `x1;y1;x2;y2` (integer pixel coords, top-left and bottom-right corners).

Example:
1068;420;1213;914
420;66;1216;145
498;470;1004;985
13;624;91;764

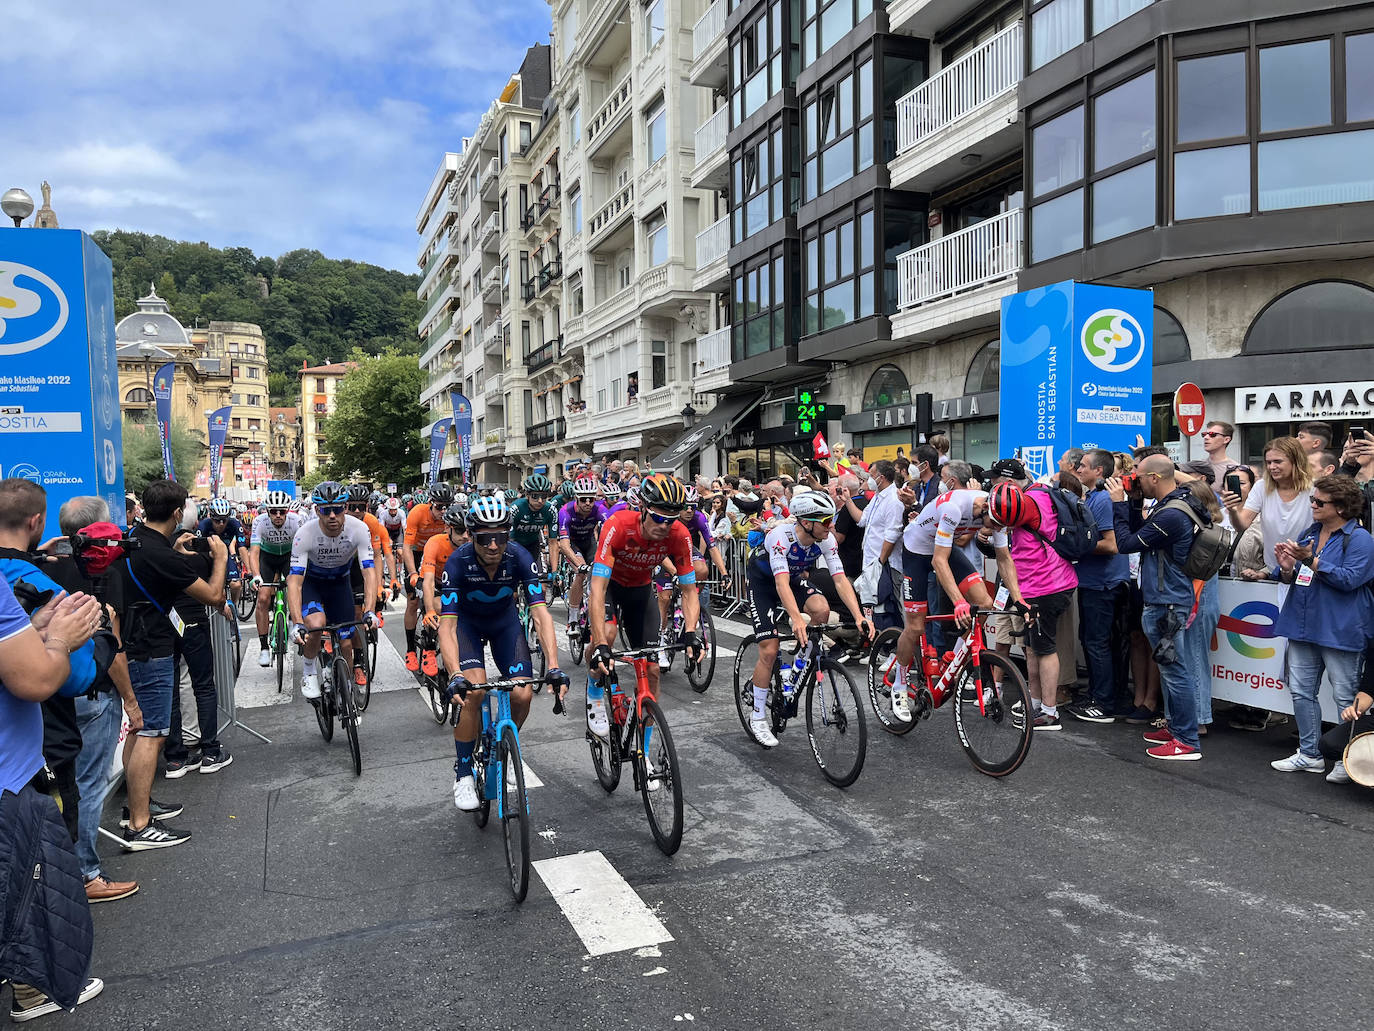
842;390;1001;468
1232;379;1374;461
722;425;815;481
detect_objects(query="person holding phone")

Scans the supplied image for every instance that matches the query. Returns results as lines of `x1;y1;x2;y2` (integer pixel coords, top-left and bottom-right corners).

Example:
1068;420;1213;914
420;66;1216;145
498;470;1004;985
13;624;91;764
1201;421;1240;489
1338;426;1374;532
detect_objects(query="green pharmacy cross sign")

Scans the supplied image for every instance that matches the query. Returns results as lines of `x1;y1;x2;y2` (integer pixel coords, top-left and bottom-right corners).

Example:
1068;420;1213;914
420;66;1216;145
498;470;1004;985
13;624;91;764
791;391;844;435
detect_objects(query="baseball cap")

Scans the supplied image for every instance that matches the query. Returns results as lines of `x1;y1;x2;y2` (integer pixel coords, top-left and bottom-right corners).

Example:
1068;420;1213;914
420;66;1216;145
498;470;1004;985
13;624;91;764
988;458;1027;482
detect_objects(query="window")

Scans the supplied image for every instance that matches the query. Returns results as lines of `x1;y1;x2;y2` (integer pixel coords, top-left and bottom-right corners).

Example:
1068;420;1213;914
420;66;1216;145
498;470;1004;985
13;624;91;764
1174;145;1248;219
1244;281;1374;355
561;5;578;59
569;186;582;235
249;394;262;406
645;0;665;49
732;246;792;360
570;271;584;315
231;393;242;405
1030;189;1083;263
568;101;581;144
1029;105;1085;261
645;212;667;266
500;128;509;167
802;207;875;335
801;59;875;202
1090;69;1156;243
862;365;910;409
733;0;796;122
1260;41;1331;134
248;367;260;379
651;340;667;390
1258;130;1374;210
732;117;792;243
1153;307;1190;364
231;418;242;430
800;0;872;70
1347;34;1374;123
1030;0;1084;71
519;121;533;152
1092;161;1155;243
964;341;1000;395
1093;0;1152;34
315;378;325;392
646;100;666;164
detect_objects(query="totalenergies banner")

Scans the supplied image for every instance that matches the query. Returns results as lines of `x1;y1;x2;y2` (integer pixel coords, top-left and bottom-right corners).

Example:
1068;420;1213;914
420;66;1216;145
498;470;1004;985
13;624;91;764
207;405;231;496
153;360;175;479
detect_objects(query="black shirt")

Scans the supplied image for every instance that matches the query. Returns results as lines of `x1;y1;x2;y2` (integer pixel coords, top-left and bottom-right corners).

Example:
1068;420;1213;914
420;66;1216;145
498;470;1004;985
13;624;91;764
118;523;199;661
172;530;214;626
834;495;870;581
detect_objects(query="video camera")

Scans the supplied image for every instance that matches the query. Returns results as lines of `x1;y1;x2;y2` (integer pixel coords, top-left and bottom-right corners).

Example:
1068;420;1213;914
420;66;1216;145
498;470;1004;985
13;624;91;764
69;522;142;579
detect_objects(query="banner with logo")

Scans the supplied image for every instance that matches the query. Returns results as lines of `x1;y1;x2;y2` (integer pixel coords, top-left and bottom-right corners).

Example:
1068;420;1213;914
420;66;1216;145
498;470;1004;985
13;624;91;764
0;230;125;528
428;417;452;486
153;360;175;480
450;391;472;484
999;281;1153;481
207;405;232;496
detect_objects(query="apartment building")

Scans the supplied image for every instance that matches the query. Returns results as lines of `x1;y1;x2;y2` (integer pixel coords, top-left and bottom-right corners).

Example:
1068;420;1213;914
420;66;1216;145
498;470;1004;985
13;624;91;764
299;361;355;476
189;321;272;490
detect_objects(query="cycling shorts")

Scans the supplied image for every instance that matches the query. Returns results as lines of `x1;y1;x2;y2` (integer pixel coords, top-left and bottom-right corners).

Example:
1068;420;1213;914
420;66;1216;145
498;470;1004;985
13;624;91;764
226;555;241;580
600;581;659;648
258;552;290;586
566;533;597;562
745;563;819;640
301;575;355;627
406;548;424;598
901;548;981;615
653;551;704;590
454;614;532;676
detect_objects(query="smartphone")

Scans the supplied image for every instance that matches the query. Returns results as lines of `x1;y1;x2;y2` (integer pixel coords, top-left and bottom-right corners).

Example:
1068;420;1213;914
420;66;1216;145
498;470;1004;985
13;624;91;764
1351;425;1367;441
1225;473;1242;496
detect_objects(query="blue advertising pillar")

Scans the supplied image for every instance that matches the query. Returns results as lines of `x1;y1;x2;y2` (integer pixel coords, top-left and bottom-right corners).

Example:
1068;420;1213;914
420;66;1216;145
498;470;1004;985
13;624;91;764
0;229;125;528
998;281;1153;481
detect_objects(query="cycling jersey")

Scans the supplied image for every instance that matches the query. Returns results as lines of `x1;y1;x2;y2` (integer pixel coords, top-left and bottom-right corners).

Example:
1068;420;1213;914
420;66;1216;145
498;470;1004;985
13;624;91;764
420;532;459;581
751;522;845;578
679;510;714;554
289;515;375;580
404;503;448;553
378;506;405;535
249;512;301;556
605;501;632;516
438;542;544;620
357;511;393;561
510;497;556;551
198;517;243;550
557;500;607;546
903;489;1006;556
592;510;694;588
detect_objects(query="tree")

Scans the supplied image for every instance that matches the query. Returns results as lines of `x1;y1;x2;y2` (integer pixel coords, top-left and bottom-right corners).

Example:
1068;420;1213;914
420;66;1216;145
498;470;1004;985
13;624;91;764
321;350;428;486
121;417;205;495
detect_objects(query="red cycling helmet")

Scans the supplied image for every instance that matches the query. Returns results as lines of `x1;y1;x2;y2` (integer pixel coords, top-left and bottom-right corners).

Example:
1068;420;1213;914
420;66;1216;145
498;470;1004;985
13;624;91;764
988;482;1038;529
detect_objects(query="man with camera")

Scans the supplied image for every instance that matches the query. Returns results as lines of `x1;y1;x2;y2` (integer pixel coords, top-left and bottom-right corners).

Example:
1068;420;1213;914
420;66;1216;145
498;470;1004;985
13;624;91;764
118;480;227;849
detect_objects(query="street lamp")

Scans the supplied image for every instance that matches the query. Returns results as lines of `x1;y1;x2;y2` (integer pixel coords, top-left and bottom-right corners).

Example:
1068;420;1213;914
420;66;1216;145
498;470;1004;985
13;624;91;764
681;403;698;427
138;341;157;420
1;188;34;227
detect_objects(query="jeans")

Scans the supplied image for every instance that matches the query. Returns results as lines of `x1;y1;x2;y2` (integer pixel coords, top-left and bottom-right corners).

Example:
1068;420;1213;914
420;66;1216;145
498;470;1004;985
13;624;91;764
1183;577;1220;726
1141;603;1200;749
128;654;176;736
1318;710;1374;762
1078;583;1129;710
74;692;122;880
169;620;219;759
1286;639;1362;759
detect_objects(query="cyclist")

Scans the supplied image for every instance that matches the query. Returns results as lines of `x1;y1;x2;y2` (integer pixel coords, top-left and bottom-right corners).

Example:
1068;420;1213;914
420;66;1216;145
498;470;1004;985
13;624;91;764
602;481;623;509
586;473;703;742
401;482;454;671
510;473;559;577
438;495;568;810
343;484;394;684
249;490;301;666
654;486;728;669
378;496;406;592
891;485;1024;722
743;490;872;747
288;482;378;702
420;504;469;677
557;478;607;623
200;498;250;614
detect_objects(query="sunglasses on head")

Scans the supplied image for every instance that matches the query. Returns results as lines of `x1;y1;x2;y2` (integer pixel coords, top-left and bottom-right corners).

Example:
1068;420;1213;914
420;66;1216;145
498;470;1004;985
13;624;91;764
645;509;681;523
318;505;345;516
473;530;508;547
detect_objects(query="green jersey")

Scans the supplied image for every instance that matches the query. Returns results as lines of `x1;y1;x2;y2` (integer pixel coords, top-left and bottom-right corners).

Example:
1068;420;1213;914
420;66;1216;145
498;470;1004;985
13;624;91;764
510;497;556;551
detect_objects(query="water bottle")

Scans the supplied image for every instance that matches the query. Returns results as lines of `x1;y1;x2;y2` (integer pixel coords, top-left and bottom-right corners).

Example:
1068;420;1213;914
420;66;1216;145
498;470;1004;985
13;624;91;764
921;643;941;680
780;657;804;699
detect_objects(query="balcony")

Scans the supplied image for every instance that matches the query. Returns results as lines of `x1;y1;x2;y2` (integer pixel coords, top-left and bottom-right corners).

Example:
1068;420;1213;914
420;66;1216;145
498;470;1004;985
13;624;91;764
521;279;536;302
538;180;560;222
693;216;730;291
892;207;1023;343
481;267;501;302
526;417;566;448
890;22;1023;194
520;203;537;234
587;181;634;250
694;325;732;392
483;373;504;402
586;73;632;157
692;105;729;190
537;257;563;294
480;211;500;252
525;339;556;372
483;320;504;355
689;0;727;90
889;0;990;38
480;156;498;199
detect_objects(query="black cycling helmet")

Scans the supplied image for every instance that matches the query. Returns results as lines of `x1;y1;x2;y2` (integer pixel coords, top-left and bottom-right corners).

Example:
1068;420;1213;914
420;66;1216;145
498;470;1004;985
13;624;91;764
639;472;688;511
442;504;467;529
346;484;371;505
312;481;347;506
428;482;455;507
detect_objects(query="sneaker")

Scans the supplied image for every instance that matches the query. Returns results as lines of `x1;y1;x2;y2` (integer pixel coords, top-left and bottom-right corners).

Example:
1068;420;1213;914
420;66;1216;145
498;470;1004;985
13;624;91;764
1068;702;1115;724
1033;712;1062;731
1229;710;1288;732
258;647;271;667
453;775;480;811
586;697;610;740
199;750;233;775
421;650;439;677
164;755;201;779
1270;750;1325;773
10;977;104;1022
891;690;913;723
1147;737;1201;761
121;819;191;851
748;717;779;748
1327;760;1351;784
301;672;321;700
1123;706;1159;725
1143;727;1174;744
1150;715;1170;730
119;799;183;828
85;874;139;904
405;649;420;672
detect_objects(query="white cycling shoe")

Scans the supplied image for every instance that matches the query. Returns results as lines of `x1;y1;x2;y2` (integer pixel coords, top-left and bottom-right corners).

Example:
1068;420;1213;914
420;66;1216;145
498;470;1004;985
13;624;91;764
891;690;913;723
453;775;480;811
749;717;779;748
301;672;321;700
258;648;271;668
658;648;670;671
586;698;610;739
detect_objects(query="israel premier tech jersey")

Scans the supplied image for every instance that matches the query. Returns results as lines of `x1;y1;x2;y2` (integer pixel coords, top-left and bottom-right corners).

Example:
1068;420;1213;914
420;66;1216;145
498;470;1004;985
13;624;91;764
289;516;375;579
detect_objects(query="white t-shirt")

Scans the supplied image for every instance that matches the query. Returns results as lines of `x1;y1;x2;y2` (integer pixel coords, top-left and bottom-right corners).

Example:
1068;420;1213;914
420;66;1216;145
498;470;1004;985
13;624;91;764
1243;480;1312;569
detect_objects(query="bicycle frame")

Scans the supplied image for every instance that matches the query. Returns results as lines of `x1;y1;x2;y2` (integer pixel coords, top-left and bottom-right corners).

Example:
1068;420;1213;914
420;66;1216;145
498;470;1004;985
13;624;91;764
472;678;539;814
909;612;993;714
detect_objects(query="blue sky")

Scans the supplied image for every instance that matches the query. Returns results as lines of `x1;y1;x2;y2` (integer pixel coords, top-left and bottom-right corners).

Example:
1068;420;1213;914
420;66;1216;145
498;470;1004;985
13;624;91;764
1;1;552;273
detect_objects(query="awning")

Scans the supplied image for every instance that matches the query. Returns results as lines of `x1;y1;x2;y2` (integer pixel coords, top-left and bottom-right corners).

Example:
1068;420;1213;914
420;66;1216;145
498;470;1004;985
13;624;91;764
648;391;764;471
595;432;643;453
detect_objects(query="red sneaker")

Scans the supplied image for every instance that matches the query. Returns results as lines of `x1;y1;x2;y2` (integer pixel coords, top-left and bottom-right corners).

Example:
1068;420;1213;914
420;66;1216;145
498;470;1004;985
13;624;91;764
1147;737;1201;761
405;650;419;672
421;650;439;676
1142;726;1173;744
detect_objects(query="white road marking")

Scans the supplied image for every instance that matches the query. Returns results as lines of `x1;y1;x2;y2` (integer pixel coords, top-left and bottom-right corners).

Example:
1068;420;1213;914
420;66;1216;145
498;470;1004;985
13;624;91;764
534;850;673;956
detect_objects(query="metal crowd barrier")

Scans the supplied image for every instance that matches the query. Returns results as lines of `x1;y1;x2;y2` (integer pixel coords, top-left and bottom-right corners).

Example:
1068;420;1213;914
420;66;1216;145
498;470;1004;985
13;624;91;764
713;535;754;620
209;606;270;743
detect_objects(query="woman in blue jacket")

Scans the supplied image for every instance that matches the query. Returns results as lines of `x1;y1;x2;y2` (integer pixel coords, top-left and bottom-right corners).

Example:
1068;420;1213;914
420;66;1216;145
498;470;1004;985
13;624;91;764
1271;475;1374;775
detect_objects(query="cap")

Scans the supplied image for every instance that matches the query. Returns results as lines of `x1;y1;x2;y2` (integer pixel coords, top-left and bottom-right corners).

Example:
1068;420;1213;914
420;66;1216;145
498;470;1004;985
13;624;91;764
989;458;1028;482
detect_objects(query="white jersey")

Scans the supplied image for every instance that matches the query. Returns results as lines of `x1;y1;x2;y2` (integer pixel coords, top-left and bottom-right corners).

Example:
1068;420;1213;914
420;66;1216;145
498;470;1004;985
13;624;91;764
757;522;845;577
249;512;302;556
378;505;405;534
903;489;1006;556
289;515;374;580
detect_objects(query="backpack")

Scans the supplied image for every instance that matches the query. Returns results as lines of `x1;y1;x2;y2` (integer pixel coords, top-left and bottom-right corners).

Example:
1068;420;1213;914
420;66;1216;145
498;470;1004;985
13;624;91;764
1026;484;1100;563
1158;499;1236;581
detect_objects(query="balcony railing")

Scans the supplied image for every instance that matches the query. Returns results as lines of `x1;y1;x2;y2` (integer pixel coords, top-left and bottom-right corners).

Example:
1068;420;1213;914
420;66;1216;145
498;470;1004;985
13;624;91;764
520;204;537;233
483;373;505;400
586;72;632;149
539;180;560;215
694;105;728;167
480;156;499;196
422;312;453;348
693;0;725;61
538;257;563;293
696;215;729;269
480;211;500;248
588;181;634;242
896;22;1023;155
525;340;556;372
695;325;731;374
526;417;566;447
896;207;1023;310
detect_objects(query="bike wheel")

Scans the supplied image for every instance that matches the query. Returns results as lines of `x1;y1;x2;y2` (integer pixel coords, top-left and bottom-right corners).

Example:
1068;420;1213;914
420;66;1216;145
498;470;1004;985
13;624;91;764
473;736;491;828
235;587;255;622
805;658;867;788
866;627;918;737
567;622;584;666
356;632;373;714
273;612;286;693
732;636;779;745
588;691;621;793
426;673;451;724
686;609;716;694
334;655;361;776
637;698;684;856
953;651;1033;777
230;619;242;677
314;665;334;743
499;726;531;902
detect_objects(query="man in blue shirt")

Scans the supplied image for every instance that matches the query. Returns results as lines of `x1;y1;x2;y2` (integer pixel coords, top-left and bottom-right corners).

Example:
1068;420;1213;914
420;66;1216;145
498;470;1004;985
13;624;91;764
1070;449;1131;723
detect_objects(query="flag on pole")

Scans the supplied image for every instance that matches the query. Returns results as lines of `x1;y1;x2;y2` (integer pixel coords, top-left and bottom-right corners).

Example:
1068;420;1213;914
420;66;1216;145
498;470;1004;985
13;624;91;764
207;406;232;496
153;362;175;480
449;391;472;485
812;431;830;460
428;418;453;486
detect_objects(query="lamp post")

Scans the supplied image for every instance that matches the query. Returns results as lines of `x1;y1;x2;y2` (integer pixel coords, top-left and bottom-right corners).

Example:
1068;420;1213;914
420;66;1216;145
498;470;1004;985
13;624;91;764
681;403;698;427
1;188;34;227
138;342;157;421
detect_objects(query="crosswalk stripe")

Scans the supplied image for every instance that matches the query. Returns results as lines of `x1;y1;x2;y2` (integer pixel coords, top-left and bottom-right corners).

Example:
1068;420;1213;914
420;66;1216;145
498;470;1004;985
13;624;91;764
534;850;673;956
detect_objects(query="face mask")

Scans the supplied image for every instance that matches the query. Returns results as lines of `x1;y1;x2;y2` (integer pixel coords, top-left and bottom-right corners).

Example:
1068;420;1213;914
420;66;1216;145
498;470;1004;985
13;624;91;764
866;476;877;492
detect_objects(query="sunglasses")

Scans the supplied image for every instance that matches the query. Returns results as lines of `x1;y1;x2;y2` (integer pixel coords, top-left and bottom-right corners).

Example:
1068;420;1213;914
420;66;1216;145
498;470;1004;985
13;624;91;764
473;530;508;547
645;509;681;523
318;505;345;516
1311;497;1333;508
346;505;367;513
802;516;835;528
1201;431;1226;438
529;493;549;501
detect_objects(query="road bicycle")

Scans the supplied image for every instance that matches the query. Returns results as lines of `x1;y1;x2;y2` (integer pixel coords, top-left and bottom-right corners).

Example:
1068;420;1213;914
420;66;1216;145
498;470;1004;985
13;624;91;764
733;612;867;788
587;640;687;856
656;579;717;693
518;574;558;681
564;564;591;666
233;575;256;622
223;601;243;677
866;607;1032;777
307;619;369;776
260;580;290;693
418;618;449;723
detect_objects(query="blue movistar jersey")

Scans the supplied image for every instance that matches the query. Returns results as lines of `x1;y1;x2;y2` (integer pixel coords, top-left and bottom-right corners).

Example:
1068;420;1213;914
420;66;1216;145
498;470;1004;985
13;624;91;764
439;541;544;621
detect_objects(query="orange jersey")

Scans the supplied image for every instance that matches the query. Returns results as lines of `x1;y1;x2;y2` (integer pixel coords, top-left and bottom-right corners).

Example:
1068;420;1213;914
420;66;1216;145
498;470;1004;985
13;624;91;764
360;512;392;559
404;503;447;552
421;532;459;580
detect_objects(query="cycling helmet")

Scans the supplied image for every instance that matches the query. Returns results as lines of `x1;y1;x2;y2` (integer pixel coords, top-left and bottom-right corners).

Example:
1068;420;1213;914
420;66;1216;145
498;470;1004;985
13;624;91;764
454;492;469;510
442;504;467;528
639;472;688;511
683;485;700;507
264;490;292;511
603;481;623;502
733;491;764;517
312;481;347;506
503;488;519;502
522;473;553;493
346;484;371;504
790;489;837;521
429;482;455;507
208;498;232;517
385;496;401;511
572;477;601;499
196;501;210;520
988;482;1035;528
624;486;641;508
466;494;510;529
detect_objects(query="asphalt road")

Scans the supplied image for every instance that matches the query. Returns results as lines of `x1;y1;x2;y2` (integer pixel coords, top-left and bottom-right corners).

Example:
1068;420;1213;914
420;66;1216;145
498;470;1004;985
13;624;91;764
62;599;1374;1030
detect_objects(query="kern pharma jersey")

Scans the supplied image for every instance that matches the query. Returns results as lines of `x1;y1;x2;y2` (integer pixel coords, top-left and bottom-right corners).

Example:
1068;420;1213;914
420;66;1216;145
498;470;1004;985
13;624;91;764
250;512;302;556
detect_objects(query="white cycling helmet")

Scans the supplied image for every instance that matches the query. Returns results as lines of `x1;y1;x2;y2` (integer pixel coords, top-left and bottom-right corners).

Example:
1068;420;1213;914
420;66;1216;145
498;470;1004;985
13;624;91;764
466;494;510;529
790;489;837;521
572;477;601;498
264;490;292;511
208;498;232;517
